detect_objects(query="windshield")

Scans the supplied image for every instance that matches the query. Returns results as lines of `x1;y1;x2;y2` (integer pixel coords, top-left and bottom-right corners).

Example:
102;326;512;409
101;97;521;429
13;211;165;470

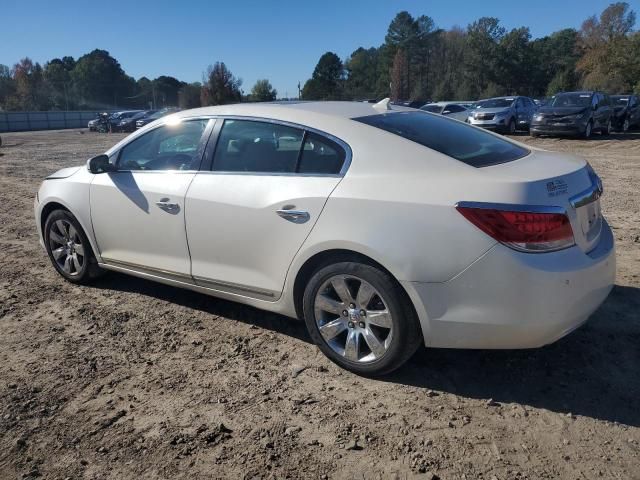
548;93;592;107
354;111;529;168
475;98;514;109
420;105;443;114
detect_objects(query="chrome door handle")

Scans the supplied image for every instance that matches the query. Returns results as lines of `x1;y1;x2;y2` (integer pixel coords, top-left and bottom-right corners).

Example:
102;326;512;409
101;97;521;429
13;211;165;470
156;198;180;213
276;208;310;224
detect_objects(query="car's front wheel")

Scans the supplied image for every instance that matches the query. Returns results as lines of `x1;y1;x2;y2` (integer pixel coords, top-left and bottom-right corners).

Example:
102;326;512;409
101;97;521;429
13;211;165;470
507;118;516;135
44;209;103;284
302;261;421;376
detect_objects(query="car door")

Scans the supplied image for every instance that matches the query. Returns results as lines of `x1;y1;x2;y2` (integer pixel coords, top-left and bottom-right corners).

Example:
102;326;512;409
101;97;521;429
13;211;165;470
185;118;348;300
631;97;640;125
91;118;212;277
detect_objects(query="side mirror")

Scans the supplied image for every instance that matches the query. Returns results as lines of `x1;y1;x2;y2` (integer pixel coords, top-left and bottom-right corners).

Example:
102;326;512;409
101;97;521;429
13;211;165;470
87;154;115;174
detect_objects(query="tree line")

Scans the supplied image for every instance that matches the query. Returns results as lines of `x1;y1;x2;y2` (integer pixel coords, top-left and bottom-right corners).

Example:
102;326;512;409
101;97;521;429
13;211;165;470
1;2;637;111
302;2;639;101
0;51;277;112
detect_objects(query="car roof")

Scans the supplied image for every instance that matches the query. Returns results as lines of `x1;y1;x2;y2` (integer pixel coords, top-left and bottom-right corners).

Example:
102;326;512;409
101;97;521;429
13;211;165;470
172;101;415;123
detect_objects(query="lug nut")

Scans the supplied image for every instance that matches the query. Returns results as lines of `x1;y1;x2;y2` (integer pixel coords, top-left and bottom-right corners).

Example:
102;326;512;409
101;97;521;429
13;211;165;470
358;321;366;328
349;303;356;309
342;310;348;317
347;321;354;328
359;310;366;316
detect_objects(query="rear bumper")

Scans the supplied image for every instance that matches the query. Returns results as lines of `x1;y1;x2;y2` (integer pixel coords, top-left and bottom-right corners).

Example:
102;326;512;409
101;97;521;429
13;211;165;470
405;220;616;349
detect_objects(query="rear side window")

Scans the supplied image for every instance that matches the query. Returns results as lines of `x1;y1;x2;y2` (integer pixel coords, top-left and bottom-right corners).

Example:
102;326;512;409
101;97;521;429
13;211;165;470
298;133;346;174
354;111;529;168
212;119;346;175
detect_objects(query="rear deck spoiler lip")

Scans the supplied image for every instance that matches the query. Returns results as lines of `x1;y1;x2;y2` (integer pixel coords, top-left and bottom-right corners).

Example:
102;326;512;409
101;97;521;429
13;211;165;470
570;167;603;209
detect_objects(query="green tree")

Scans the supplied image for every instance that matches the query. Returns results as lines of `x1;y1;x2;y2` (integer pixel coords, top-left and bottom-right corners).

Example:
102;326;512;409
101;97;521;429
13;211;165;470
178;82;202;109
301;52;343;100
0;64;15;110
71;49;134;108
152;76;184;107
465;17;505;98
201;62;242;105
344;47;380;100
250;79;277;102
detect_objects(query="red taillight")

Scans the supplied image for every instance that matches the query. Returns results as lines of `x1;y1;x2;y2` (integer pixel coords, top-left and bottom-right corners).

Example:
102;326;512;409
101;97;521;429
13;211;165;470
456;205;575;252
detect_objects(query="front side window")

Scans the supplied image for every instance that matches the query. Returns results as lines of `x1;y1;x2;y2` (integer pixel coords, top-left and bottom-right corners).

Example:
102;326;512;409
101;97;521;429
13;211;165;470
354;111;529;168
117;119;208;171
212;119;347;175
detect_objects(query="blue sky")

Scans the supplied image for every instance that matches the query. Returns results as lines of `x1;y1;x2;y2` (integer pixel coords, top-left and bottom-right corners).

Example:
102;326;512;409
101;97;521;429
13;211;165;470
1;0;637;98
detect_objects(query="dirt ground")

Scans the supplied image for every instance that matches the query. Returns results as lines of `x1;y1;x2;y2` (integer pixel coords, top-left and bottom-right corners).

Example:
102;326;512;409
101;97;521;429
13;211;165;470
0;128;638;480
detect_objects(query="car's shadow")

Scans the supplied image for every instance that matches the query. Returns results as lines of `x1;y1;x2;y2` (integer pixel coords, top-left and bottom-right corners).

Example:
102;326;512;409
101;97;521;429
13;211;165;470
94;274;640;426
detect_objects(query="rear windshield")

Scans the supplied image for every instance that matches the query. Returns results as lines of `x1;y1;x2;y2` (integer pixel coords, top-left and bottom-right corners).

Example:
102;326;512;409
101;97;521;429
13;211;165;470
354;111;529;168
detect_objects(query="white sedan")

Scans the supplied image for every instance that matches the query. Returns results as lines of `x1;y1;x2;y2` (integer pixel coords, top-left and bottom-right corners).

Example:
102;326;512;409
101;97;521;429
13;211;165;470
35;100;615;375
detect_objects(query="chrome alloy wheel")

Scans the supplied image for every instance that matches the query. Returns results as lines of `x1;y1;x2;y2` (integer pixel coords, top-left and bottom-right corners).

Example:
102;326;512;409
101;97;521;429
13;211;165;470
48;219;85;276
314;274;393;363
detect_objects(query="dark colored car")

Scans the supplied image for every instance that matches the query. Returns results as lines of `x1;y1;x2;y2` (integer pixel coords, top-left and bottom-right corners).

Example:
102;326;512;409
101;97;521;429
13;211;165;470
135;108;177;129
610;94;640;132
114;110;158;133
107;111;142;131
530;91;612;138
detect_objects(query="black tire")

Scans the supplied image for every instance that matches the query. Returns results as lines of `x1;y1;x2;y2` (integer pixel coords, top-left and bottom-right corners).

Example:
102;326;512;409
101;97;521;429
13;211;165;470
601;119;612;136
302;261;422;376
530;131;539;138
583;120;593;139
507;118;516;135
44;209;104;284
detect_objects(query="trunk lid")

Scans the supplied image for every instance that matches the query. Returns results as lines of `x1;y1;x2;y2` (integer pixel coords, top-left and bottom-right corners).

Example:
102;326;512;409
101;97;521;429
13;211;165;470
482;149;603;253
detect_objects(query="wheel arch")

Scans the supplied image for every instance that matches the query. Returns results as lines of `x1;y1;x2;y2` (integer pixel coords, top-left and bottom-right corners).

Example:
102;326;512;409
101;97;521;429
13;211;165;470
38;198;101;262
291;248;423;338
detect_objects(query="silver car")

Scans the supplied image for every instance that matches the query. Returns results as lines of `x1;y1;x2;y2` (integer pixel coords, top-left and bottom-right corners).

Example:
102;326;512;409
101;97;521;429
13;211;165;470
468;96;537;134
420;102;470;122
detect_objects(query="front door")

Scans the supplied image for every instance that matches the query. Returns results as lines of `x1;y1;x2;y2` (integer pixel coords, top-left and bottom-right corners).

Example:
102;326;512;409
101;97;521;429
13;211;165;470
185;118;348;299
91;119;210;277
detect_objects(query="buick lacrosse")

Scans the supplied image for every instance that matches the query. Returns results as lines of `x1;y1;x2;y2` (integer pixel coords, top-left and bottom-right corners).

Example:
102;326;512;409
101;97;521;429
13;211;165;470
35;100;615;375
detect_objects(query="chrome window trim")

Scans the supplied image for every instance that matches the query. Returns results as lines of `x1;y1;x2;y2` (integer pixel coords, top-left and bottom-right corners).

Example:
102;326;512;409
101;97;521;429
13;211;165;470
204;115;353;177
569;182;602;209
455;201;567;215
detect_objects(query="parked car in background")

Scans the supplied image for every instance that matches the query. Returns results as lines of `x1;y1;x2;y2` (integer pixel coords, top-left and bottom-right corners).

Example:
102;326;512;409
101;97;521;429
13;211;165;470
530;91;612;138
114;110;158;133
392;100;429;109
35;99;615;375
420;102;469;121
135;108;177;129
88;113;105;131
467;96;537;134
610;94;640;132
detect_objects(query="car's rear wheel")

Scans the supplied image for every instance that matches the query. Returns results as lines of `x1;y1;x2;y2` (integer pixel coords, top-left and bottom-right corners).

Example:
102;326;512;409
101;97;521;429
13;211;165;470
44;210;103;284
584;121;593;139
601;119;612;135
508;118;516;135
302;261;421;376
623;117;630;133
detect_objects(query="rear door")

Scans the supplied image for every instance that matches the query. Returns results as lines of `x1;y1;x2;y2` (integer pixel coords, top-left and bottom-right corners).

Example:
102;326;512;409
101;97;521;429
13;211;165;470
185;118;348;300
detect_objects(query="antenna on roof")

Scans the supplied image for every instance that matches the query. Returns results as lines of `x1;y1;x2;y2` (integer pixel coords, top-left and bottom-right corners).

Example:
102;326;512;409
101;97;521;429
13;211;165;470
373;98;392;111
